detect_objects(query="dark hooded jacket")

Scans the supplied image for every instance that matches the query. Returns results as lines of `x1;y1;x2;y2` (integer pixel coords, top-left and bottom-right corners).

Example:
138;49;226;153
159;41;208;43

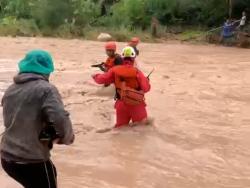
1;73;74;162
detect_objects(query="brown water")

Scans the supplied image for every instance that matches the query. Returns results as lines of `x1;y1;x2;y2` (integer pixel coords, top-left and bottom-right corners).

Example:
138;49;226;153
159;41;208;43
0;37;250;188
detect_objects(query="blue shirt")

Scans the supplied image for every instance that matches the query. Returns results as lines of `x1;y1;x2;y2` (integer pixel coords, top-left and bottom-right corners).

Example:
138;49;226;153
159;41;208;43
222;23;234;37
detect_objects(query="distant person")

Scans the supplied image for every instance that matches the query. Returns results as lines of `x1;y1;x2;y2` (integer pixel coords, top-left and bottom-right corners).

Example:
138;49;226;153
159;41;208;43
92;41;122;72
239;11;247;31
1;50;74;188
128;37;141;68
92;47;151;128
221;19;235;39
128;37;140;56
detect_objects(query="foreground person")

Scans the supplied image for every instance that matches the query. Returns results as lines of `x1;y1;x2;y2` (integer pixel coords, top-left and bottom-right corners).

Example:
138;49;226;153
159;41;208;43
92;47;151;128
1;50;74;188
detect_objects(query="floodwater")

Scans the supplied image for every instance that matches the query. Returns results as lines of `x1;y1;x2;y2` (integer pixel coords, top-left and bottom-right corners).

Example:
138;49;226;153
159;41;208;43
0;37;250;188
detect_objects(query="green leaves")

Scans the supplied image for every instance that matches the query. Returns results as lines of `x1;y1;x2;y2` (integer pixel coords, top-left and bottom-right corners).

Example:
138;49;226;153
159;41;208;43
110;0;150;29
72;0;100;26
0;0;248;34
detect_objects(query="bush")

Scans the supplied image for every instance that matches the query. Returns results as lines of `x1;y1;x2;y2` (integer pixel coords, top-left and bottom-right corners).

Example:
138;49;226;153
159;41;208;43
0;16;39;36
145;0;177;25
0;0;249;39
2;0;33;19
31;0;73;29
56;23;84;38
72;0;100;26
110;0;150;30
178;30;206;41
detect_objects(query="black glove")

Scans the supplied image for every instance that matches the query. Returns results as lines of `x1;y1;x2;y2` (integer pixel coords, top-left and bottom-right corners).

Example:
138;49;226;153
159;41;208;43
91;62;106;72
39;125;60;149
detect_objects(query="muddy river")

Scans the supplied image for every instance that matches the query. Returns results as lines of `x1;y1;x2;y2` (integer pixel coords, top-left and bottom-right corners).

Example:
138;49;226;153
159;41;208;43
0;37;250;188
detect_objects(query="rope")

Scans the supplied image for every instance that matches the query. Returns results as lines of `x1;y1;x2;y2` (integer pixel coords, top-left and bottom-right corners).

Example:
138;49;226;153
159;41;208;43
206;20;241;34
183;19;242;41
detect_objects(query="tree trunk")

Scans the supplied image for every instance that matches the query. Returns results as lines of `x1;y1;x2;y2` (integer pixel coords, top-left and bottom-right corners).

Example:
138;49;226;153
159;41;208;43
228;0;233;18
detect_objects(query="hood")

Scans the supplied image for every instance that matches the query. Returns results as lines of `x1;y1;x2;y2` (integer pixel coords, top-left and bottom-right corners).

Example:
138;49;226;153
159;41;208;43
14;73;49;84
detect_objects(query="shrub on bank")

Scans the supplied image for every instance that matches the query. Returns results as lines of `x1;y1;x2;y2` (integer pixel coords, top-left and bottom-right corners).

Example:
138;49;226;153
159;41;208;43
0;0;249;43
0;17;39;36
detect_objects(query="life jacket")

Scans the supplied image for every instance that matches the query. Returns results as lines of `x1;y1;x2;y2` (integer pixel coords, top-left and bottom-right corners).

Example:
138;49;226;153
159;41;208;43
113;65;145;105
104;54;121;71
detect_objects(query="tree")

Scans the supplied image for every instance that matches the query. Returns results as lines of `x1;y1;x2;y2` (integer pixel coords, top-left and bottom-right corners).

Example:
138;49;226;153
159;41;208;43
228;0;233;18
71;0;100;26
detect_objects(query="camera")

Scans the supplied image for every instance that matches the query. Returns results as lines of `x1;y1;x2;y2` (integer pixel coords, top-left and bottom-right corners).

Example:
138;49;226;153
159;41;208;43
39;125;60;149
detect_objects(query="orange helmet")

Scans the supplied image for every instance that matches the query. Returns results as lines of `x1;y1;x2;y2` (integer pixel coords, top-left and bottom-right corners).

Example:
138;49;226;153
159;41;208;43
105;41;116;51
130;37;140;45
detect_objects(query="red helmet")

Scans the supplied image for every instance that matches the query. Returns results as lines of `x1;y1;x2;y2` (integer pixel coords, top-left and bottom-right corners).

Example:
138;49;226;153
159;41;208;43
130;37;140;45
105;41;116;51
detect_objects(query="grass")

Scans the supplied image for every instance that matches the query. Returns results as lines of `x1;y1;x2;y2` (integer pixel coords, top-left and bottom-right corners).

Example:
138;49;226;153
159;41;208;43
0;17;39;37
0;17;162;42
178;30;207;41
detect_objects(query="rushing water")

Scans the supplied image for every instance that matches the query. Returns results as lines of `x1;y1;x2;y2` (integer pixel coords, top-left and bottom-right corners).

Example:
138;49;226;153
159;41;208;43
0;37;250;188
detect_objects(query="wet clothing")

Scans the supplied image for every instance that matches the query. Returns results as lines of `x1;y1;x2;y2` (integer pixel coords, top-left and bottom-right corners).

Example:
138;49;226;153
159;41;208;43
93;64;150;127
222;22;234;38
1;158;57;188
115;101;147;127
1;73;74;163
104;54;122;71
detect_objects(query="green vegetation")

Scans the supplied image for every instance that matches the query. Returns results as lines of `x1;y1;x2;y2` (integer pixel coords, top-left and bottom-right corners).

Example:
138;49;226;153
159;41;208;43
0;0;249;41
178;30;206;41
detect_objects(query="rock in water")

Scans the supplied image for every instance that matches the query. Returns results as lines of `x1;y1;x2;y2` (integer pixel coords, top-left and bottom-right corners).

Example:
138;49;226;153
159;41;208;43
97;33;112;41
